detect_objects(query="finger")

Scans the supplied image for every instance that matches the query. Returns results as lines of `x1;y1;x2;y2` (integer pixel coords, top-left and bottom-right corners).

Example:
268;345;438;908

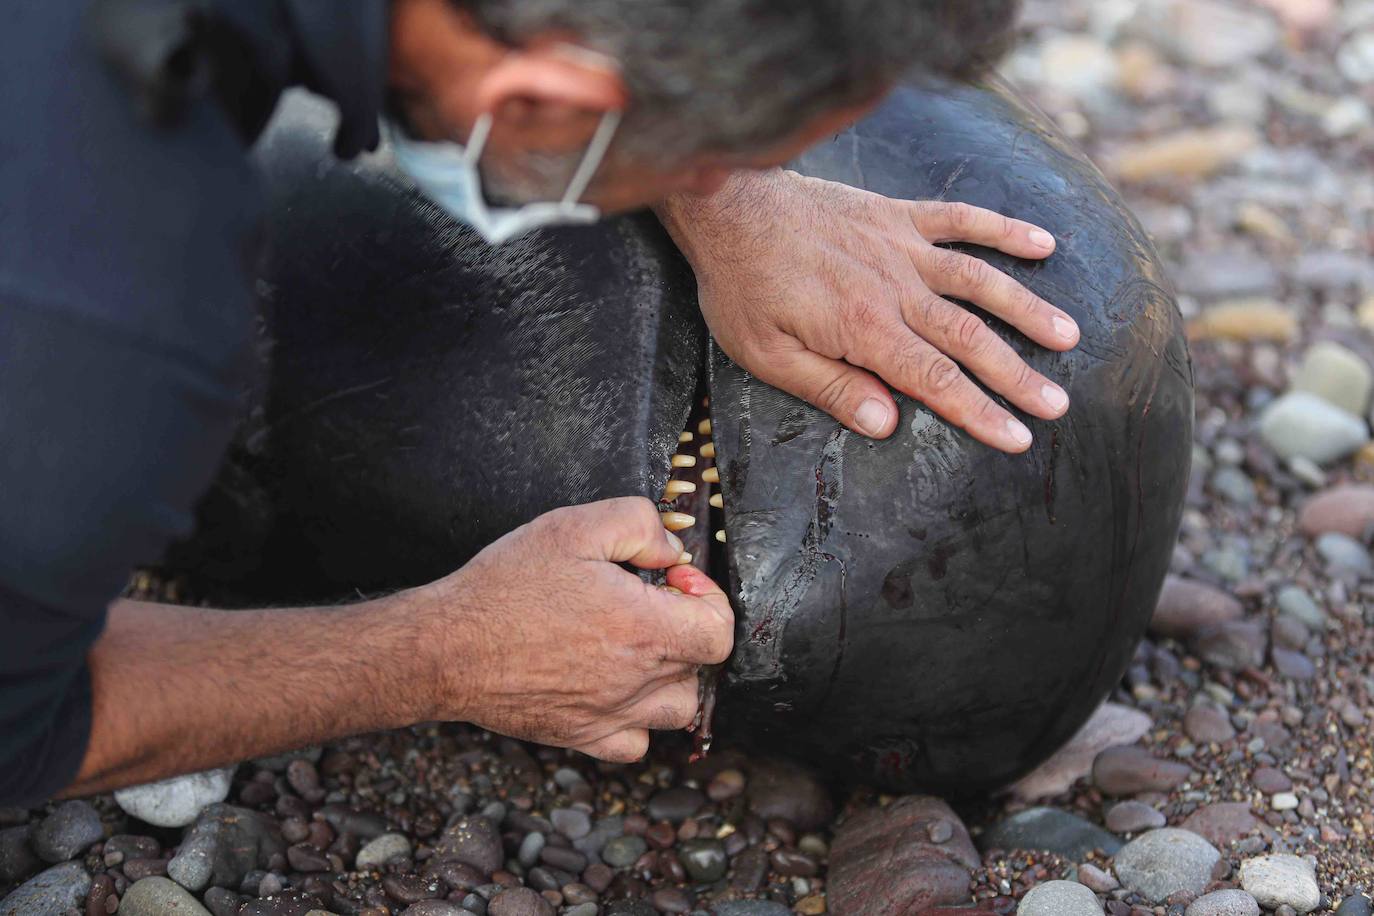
901;293;1069;422
919;247;1079;351
908;201;1058;260
855;323;1034;454
641;566;735;665
575;728;650;763
630;675;701;731
559;496;685;569
744;338;898;439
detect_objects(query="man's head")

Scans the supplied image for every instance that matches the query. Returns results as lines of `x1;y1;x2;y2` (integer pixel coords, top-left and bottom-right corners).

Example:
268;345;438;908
389;0;1020;212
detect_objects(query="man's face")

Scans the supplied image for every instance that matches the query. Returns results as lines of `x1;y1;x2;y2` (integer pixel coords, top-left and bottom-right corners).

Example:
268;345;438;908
480;94;885;214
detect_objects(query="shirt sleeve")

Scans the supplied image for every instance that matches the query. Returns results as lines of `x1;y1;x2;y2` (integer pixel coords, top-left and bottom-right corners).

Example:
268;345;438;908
0;5;260;804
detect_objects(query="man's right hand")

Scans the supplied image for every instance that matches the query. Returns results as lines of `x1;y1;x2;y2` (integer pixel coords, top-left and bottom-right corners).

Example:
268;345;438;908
427;497;735;762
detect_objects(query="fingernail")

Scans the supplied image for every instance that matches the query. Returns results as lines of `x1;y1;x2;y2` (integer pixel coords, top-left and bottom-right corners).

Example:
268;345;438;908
1029;228;1056;251
1042;383;1069;414
1006;418;1033;448
1052;315;1079;341
855;398;891;437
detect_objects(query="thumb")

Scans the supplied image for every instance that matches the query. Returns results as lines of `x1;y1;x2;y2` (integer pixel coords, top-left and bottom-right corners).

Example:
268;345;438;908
751;341;898;439
657;565;735;666
566;496;686;569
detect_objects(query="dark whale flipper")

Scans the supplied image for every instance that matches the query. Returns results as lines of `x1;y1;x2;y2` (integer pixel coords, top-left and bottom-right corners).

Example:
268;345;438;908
708;78;1193;793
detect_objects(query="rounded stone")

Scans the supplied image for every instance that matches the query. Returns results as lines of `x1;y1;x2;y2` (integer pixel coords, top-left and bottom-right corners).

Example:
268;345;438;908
0;861;91;914
677;839;728;883
1105;801;1166;835
1017;879;1102;916
1239;854;1321;914
1186;889;1261;916
1112;828;1221;903
31;801;103;863
488;886;555;916
600;835;647;869
115;768;235;829
120;876;213;915
355;832;413;870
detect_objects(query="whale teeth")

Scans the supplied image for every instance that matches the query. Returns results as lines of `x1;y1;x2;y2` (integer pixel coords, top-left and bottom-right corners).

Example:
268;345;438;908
698;419;712;436
662;585;683;595
715;529;727;543
702;467;720;483
663;480;697;501
676;551;693;566
700;442;716;459
671;455;697;469
709;494;723;509
679;431;693;443
661;512;695;532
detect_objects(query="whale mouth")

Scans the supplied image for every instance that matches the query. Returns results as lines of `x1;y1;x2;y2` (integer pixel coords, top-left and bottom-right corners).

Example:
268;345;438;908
657;392;727;758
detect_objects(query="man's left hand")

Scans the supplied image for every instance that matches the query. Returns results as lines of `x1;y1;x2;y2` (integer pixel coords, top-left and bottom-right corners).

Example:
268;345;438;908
657;169;1080;454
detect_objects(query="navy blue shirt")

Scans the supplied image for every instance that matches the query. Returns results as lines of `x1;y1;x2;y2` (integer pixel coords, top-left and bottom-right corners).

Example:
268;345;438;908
0;0;387;804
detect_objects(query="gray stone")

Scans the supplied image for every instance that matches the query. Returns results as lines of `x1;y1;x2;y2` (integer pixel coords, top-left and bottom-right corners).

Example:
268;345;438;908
31;801;103;864
0;826;38;883
1184;705;1236;745
1259;392;1369;465
1011;703;1151;801
1239;854;1321;914
677;839;728;883
1191;620;1268;671
1186;889;1261;916
120;876;213;915
978;808;1122;860
712;902;793;916
488;886;554;916
601;835;647;868
115;767;236;829
646;787;704;824
1315;533;1373;577
1336;894;1373;916
1017;879;1102;916
571;815;623;864
355;832;413;870
0;861;91;915
1112;828;1221;903
550;807;592;840
1276;586;1328;630
1293;342;1374;417
1211;467;1257;505
1105;801;1166;834
167;804;285;893
516;831;544;869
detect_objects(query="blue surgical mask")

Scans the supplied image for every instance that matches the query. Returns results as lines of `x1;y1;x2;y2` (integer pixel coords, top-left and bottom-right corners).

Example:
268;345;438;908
384;110;622;246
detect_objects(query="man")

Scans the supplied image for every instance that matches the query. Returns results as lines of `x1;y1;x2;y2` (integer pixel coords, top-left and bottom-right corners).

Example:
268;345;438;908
0;0;1080;804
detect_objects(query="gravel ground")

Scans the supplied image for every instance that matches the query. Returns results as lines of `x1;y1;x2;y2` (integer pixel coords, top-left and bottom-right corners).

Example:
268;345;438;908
4;1;1374;914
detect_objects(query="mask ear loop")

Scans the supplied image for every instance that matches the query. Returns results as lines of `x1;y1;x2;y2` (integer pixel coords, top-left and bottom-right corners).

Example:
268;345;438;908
561;110;622;206
465;112;495;167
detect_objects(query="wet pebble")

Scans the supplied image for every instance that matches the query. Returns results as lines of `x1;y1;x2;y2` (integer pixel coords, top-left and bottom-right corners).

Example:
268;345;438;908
168;804;286;893
1252;766;1292;794
979;807;1123;860
488;886;555;916
602;835;647;868
650;886;693;913
1191;620;1268;671
1336;895;1374;916
1077;862;1118;893
356;832;413;870
1016;879;1101;916
645;787;703;824
383;873;443;904
119;876;210;915
432;816;503;875
122;857;168;881
516;831;545;869
0;825;38;883
676;838;728;883
550;807;592;840
1151;576;1244;639
712;903;792;916
706;769;746;802
402;902;470;916
31;800;103;863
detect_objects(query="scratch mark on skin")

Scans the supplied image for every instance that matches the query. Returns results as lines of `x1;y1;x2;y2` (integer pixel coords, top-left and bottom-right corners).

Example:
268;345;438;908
269;378;394;432
934;159;970;202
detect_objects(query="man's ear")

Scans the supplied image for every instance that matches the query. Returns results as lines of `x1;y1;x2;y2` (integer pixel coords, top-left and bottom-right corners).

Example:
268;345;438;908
475;45;628;152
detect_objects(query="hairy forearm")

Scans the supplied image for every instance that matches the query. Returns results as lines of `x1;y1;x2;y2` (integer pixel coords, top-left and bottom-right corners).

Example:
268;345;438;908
64;588;446;797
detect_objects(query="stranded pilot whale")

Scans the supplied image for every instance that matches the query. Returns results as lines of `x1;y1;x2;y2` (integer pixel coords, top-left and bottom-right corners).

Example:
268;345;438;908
165;78;1192;794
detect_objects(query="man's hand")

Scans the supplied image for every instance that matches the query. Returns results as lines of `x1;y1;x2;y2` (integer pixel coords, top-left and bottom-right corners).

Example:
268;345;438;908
658;170;1081;453
430;497;733;762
